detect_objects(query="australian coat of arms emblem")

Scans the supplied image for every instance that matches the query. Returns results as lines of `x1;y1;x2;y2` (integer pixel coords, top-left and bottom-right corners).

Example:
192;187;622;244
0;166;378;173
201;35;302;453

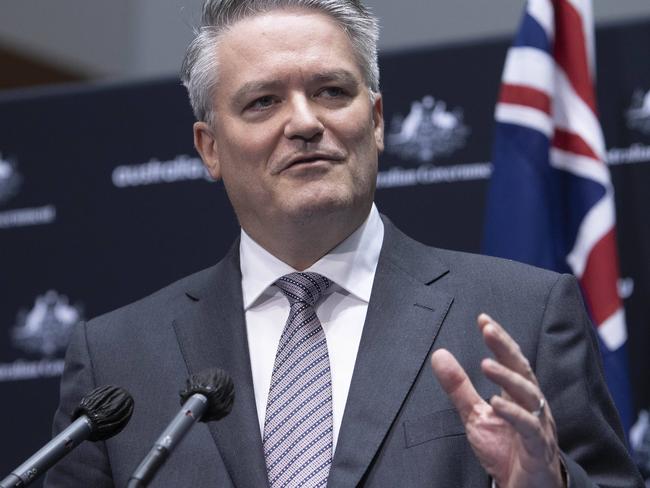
12;290;83;357
386;95;470;163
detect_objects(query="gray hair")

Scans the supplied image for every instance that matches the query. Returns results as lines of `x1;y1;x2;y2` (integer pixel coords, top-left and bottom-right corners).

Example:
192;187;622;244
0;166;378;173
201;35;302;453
180;0;380;125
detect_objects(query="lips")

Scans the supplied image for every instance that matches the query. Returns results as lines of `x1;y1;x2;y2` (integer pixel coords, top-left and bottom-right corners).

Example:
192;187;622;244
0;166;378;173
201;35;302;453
276;151;345;173
290;155;331;166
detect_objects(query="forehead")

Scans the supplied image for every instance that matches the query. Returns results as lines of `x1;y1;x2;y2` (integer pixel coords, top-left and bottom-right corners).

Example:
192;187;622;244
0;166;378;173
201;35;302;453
214;9;364;92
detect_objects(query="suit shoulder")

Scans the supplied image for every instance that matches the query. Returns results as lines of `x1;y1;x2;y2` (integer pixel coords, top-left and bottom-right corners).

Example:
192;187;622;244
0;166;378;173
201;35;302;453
427;247;582;318
434;247;563;284
381;216;567;291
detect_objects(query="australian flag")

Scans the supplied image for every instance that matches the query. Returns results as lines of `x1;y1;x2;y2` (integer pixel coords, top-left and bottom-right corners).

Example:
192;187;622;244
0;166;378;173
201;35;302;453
483;0;634;435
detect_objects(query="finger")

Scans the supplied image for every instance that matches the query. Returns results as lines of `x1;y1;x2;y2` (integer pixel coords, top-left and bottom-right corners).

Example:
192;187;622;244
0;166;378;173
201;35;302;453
431;348;485;423
489;395;547;455
492;396;563;486
478;313;537;385
481;358;541;412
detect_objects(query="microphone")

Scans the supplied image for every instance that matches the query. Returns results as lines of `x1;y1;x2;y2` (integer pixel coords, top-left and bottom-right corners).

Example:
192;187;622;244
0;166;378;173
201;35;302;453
127;368;234;488
0;385;134;488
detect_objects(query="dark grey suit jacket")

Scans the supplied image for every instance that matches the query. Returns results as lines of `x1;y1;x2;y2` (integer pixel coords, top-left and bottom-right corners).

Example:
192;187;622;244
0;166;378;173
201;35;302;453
45;219;642;487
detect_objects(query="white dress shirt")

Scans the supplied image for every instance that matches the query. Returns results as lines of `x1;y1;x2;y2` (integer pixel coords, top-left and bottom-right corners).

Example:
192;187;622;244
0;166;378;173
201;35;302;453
240;204;384;453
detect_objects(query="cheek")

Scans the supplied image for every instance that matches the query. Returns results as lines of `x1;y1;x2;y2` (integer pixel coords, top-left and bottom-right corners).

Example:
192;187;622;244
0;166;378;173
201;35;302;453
216;131;276;180
333;102;378;142
330;117;373;150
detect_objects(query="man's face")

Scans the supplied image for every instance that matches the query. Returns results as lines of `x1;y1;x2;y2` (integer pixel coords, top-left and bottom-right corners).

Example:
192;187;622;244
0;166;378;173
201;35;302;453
194;9;384;234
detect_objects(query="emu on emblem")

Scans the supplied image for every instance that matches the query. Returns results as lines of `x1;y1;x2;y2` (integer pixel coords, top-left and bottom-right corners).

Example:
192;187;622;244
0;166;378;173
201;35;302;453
626;89;650;134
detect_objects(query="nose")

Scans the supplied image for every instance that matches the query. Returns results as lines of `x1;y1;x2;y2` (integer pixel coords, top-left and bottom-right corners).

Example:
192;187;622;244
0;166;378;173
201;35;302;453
283;95;324;141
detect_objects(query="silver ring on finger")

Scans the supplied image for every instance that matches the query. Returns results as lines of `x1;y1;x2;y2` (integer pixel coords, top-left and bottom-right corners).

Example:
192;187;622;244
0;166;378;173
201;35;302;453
532;397;546;417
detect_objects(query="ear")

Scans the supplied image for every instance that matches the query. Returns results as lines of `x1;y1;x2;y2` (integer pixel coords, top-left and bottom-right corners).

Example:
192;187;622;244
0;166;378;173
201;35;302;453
193;121;221;180
372;92;384;152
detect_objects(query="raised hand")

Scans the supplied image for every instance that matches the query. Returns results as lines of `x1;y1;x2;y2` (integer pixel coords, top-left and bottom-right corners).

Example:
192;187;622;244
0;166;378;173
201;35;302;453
430;313;564;488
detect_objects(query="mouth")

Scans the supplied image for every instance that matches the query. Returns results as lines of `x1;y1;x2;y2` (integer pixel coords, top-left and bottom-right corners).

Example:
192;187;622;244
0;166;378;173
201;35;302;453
276;152;345;173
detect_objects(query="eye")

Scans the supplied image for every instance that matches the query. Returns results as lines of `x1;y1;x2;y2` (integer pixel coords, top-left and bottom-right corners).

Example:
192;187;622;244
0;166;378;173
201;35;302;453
318;87;346;99
246;95;277;111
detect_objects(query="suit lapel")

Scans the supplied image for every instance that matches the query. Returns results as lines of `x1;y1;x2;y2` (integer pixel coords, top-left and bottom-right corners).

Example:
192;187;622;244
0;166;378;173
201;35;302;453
328;220;454;487
172;243;269;488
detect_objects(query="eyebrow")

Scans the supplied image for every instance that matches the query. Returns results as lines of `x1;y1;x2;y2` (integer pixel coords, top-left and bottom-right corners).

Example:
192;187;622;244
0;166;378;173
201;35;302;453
231;69;361;107
308;69;359;87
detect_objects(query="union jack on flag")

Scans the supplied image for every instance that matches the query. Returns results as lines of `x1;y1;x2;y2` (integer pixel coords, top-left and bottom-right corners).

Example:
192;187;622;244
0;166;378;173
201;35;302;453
483;0;633;433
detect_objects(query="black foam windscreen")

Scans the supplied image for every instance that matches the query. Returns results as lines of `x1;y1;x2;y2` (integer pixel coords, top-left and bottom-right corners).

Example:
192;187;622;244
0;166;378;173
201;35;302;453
72;385;135;441
179;368;234;422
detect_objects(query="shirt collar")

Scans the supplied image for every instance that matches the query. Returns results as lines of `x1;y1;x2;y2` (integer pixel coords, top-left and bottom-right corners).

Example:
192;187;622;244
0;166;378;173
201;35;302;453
240;204;384;309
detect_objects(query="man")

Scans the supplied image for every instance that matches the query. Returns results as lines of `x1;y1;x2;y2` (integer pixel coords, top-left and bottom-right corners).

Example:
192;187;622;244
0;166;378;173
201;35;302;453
46;0;642;486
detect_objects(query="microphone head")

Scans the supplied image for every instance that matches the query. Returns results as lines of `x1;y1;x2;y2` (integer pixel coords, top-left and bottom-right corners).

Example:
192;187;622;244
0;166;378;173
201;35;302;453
179;368;234;422
72;385;134;441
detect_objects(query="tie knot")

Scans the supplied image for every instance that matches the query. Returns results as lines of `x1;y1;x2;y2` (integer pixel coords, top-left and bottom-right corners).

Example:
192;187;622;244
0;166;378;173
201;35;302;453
275;272;332;307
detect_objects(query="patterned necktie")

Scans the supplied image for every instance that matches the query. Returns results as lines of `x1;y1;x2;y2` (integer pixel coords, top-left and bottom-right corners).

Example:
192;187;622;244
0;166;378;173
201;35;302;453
263;272;333;488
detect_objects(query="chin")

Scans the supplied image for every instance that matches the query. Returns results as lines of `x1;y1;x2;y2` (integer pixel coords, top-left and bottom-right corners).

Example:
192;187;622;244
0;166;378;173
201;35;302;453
282;191;357;223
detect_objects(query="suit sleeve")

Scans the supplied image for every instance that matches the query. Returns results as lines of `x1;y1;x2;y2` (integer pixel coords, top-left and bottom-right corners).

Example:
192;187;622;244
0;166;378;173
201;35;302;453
534;273;643;487
43;321;114;488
